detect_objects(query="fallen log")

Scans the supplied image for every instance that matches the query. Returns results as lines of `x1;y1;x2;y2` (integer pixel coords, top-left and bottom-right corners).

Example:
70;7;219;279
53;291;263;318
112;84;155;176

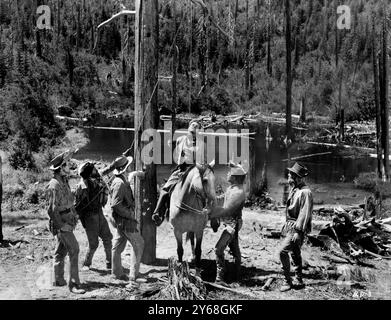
260;277;275;291
203;281;260;299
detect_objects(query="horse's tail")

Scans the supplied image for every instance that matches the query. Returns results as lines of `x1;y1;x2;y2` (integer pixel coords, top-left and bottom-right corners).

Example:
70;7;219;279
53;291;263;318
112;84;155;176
185;232;194;243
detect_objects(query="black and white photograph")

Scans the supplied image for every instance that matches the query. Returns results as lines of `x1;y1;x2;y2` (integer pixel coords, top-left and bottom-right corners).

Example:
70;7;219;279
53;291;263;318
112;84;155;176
0;0;391;305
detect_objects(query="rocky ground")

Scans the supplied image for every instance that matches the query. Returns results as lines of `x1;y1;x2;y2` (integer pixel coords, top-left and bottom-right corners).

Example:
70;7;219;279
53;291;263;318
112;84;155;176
1;205;390;301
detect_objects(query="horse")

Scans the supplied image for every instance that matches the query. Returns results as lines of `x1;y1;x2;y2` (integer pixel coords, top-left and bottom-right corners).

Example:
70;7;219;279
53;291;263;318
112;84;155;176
169;160;217;275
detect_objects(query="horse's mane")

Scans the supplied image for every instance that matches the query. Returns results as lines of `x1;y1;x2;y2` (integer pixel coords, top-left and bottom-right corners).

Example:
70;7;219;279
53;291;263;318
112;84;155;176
179;164;214;187
179;165;196;186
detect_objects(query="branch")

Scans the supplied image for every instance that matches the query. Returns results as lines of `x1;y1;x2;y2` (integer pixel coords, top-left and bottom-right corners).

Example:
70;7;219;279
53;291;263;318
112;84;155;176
93;10;136;52
97;10;136;30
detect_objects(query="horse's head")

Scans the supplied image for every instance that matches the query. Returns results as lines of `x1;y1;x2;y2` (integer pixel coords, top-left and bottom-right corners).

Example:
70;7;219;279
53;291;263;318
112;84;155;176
192;160;217;207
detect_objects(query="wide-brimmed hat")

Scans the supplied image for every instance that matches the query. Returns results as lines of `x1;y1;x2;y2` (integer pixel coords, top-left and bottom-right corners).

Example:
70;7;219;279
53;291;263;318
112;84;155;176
229;161;247;176
78;162;95;177
188;121;201;133
49;152;72;171
113;156;133;176
287;162;308;178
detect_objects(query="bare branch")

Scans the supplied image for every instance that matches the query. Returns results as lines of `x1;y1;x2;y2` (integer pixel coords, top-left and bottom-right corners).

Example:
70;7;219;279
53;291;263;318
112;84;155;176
93;10;136;52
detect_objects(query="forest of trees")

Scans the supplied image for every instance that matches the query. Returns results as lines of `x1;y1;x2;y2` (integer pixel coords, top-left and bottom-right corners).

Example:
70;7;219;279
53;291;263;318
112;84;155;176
0;0;389;170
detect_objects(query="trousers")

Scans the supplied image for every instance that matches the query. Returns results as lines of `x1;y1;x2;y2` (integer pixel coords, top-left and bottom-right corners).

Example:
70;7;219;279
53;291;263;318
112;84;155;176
54;231;80;285
83;213;113;266
112;227;144;280
278;228;304;278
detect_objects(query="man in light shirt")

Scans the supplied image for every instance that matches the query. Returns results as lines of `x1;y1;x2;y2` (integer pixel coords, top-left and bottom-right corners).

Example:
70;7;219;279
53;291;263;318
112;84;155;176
152;121;201;226
278;162;313;292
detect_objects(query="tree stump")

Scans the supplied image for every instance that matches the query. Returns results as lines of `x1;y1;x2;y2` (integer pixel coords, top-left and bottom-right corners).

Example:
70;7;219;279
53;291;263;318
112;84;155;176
161;257;207;300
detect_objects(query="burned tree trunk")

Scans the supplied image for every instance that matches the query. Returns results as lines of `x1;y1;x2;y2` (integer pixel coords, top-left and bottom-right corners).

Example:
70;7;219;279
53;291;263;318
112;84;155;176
285;0;292;138
372;16;383;179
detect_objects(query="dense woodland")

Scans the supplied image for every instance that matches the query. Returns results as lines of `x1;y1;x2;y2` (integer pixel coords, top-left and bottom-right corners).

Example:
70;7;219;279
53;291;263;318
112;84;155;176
0;0;390;171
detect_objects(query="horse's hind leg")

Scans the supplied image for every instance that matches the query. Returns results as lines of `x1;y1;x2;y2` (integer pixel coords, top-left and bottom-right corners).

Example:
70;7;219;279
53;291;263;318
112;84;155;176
194;232;203;277
174;229;184;262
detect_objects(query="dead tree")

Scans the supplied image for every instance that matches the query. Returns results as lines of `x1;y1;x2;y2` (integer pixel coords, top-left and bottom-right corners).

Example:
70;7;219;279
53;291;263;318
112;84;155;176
284;0;292;138
134;0;159;264
372;15;383;179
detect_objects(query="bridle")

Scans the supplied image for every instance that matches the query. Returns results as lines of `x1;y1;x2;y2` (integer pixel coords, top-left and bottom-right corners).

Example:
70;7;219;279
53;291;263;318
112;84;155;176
176;164;215;215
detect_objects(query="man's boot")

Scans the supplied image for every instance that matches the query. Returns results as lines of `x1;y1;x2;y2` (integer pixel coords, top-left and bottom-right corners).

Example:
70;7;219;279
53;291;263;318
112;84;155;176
215;256;227;285
233;259;241;281
293;271;305;289
280;274;293;292
152;190;169;226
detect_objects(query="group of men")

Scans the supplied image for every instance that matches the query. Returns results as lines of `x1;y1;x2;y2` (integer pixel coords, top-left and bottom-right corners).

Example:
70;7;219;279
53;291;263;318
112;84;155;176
46;152;145;294
45;121;313;294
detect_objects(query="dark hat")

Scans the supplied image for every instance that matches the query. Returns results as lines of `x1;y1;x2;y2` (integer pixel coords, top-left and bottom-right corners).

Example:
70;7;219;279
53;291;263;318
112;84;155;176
287;162;308;178
78;162;95;178
113;156;133;176
49;152;71;171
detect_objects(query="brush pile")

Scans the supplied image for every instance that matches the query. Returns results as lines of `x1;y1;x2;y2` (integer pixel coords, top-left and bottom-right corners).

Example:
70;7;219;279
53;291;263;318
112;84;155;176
308;207;391;262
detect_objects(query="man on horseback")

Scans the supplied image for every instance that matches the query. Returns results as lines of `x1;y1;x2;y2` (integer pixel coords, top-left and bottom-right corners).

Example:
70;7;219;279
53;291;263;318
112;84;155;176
152;121;201;226
208;162;246;284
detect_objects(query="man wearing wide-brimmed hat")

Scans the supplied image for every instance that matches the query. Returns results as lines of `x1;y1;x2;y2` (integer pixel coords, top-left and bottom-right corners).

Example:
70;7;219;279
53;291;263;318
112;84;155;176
278;162;313;292
74;162;112;272
109;155;146;289
46;151;85;294
152;121;202;226
208;162;247;284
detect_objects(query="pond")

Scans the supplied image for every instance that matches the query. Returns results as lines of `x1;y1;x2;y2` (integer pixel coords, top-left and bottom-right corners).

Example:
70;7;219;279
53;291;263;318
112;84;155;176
74;126;377;204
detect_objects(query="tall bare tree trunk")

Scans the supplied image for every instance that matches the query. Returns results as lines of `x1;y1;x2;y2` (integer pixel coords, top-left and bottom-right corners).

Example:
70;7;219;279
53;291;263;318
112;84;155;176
267;0;272;76
172;0;178;130
372;16;383;179
381;10;389;181
244;0;250;97
285;0;292;138
134;0;159;264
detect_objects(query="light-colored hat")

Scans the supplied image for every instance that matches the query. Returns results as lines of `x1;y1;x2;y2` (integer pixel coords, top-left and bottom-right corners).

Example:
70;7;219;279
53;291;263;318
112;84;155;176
113;156;133;176
229;161;247;176
287;162;309;178
188;121;201;133
49;152;72;171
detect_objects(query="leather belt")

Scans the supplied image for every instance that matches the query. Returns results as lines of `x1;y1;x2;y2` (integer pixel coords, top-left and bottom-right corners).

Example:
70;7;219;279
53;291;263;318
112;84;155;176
59;208;71;215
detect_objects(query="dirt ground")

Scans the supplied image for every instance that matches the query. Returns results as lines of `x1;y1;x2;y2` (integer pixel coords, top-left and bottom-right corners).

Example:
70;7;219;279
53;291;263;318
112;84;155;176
1;203;390;301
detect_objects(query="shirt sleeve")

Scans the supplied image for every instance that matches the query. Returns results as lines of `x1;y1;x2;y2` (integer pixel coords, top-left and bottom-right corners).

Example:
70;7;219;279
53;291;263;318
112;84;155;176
111;181;131;218
210;189;245;220
74;184;88;215
294;189;313;233
47;184;64;230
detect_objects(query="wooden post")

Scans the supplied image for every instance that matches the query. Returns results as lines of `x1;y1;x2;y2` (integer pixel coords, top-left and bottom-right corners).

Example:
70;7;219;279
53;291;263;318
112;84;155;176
0;155;3;242
134;0;158;264
247;125;257;197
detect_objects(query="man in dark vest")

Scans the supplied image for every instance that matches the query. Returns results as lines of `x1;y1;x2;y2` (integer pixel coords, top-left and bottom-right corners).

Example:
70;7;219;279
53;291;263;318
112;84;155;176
278;162;313;292
74;162;113;271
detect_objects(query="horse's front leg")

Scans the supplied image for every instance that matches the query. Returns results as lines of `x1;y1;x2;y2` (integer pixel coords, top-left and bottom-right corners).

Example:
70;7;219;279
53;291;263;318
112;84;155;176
174;229;184;262
187;232;196;263
194;232;203;277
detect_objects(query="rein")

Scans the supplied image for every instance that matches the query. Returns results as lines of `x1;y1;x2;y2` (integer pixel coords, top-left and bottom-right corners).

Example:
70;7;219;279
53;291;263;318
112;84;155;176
178;165;213;215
